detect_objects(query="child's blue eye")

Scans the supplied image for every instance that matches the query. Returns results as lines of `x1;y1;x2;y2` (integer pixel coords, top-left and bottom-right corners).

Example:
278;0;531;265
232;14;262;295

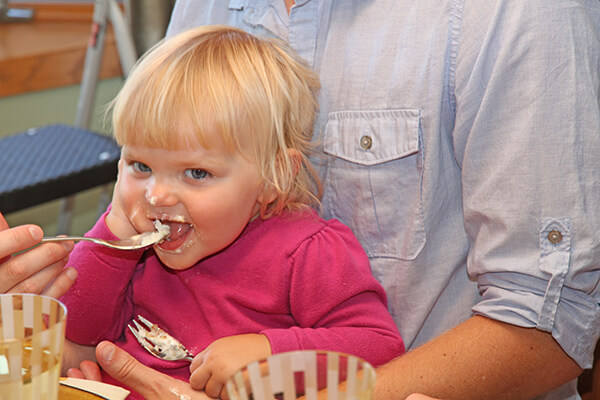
133;161;151;173
186;169;209;180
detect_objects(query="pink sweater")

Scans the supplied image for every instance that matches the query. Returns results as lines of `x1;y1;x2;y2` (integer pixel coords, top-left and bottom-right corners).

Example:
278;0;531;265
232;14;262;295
61;210;404;396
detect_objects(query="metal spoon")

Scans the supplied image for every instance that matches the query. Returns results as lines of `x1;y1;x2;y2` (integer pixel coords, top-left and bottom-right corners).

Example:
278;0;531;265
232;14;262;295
41;229;169;250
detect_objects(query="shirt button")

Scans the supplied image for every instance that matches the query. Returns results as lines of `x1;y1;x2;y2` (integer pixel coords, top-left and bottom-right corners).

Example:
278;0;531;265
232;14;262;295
547;229;563;244
360;135;373;150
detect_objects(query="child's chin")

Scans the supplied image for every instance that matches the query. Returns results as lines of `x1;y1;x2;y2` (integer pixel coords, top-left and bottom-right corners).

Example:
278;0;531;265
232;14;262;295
156;254;197;271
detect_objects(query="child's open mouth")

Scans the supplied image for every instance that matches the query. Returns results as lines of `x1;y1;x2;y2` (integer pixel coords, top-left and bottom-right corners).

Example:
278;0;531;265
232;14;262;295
154;219;193;251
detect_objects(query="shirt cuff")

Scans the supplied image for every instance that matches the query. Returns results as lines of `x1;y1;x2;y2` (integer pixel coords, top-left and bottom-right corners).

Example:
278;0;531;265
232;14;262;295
473;272;600;368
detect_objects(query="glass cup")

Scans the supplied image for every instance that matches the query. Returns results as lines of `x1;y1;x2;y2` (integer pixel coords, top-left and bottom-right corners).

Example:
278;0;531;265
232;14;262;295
226;350;376;400
0;294;67;400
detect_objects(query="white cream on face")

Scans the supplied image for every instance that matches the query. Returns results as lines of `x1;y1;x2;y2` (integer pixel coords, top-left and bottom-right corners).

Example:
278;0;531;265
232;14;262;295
153;219;171;236
172;215;186;222
139;220;171;246
119;136;263;270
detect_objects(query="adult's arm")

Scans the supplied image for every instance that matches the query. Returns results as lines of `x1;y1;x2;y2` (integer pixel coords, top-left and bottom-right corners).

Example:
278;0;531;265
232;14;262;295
0;211;76;298
375;316;581;399
376;1;599;398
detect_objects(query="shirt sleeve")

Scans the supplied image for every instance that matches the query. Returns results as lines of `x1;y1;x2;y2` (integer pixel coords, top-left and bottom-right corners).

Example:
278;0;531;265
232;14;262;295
260;220;405;367
60;210;144;345
454;0;600;368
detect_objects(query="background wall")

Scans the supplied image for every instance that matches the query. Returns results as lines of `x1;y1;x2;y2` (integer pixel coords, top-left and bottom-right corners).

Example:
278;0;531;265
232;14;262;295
1;1;173;236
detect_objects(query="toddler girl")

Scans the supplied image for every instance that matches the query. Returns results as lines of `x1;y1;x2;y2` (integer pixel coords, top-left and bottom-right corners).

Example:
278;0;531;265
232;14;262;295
61;25;404;399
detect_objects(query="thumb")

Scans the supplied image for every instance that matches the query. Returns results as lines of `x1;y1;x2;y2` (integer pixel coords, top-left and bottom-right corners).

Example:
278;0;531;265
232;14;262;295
95;341;161;397
95;341;207;400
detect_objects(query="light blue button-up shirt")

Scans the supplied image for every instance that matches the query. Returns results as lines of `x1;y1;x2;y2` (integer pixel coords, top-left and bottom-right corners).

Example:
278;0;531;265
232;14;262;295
167;1;600;398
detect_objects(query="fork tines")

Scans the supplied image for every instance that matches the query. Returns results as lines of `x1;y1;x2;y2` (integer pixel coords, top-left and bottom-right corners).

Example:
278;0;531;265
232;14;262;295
128;316;158;356
134;315;155;330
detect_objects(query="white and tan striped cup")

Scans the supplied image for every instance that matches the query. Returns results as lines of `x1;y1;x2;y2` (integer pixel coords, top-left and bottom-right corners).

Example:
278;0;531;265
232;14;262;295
226;350;376;400
0;294;67;400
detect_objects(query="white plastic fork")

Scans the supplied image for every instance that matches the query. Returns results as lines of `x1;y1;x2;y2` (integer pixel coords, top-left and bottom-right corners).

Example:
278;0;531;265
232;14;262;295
128;315;194;362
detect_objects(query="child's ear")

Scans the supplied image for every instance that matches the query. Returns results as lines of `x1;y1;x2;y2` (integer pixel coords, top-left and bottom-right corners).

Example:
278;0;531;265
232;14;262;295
257;149;301;206
258;186;277;206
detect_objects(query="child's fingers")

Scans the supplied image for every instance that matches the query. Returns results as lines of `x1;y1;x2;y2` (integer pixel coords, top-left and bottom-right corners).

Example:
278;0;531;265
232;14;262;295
204;375;225;400
189;355;211;391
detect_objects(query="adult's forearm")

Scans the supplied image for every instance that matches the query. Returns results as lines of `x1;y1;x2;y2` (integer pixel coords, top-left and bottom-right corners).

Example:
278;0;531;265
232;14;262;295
374;315;582;400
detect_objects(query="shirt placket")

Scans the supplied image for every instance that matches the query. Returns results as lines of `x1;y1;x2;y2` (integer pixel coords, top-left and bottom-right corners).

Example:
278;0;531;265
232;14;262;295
288;0;318;69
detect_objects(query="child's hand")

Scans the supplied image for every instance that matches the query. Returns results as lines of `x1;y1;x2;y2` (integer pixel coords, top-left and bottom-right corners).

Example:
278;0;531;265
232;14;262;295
105;158;139;239
189;333;272;399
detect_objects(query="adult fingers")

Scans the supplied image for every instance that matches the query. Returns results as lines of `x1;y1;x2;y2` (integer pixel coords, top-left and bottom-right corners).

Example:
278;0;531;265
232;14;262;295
79;360;103;381
66;360;102;381
1;241;73;294
41;266;78;299
95;341;147;391
0;224;42;264
66;368;86;379
6;259;64;294
96;341;210;400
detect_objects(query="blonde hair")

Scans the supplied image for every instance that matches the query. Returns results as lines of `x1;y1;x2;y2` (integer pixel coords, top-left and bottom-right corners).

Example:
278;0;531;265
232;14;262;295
110;25;322;218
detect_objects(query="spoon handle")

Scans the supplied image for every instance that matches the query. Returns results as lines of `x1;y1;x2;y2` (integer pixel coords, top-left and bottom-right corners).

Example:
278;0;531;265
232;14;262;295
41;236;145;250
41;236;89;243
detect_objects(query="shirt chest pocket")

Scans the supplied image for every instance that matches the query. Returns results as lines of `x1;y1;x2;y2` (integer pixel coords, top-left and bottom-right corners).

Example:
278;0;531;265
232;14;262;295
321;109;425;260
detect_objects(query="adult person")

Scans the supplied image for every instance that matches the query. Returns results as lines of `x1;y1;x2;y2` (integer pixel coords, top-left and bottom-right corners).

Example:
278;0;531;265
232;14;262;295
70;0;600;399
0;211;76;297
163;1;600;399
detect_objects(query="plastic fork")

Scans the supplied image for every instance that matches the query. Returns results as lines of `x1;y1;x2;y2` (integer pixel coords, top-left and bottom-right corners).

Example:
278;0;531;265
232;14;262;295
128;315;194;362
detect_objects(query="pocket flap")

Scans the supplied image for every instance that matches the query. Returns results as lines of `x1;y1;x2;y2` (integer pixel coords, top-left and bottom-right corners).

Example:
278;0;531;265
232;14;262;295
323;109;420;166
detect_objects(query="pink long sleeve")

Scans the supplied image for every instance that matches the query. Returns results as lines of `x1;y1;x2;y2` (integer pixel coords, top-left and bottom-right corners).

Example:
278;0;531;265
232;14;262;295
261;219;404;366
61;209;404;395
61;213;144;344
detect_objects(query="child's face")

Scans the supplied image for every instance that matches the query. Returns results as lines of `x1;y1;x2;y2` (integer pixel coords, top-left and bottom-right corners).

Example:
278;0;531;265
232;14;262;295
116;132;265;270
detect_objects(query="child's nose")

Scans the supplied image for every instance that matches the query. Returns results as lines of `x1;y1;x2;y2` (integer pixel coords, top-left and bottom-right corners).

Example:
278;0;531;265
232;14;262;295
145;180;177;207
